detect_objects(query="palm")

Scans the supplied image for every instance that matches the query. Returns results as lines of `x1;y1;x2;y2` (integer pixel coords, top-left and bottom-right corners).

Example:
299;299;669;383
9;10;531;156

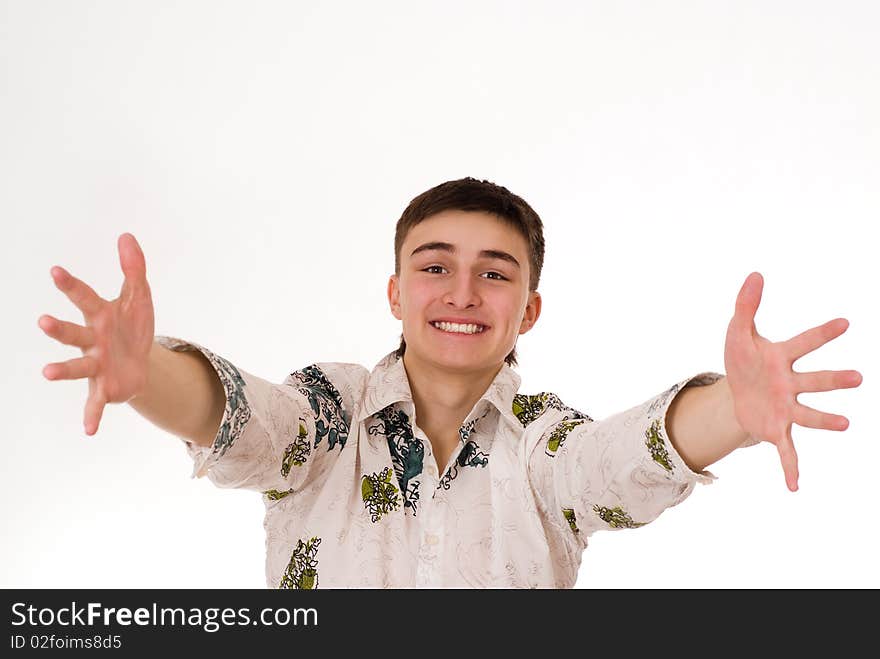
40;233;155;435
722;272;862;491
92;265;155;402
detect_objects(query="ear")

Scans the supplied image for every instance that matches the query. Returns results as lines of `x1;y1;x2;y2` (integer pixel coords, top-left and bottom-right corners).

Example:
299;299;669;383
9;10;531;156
387;275;402;320
518;291;542;335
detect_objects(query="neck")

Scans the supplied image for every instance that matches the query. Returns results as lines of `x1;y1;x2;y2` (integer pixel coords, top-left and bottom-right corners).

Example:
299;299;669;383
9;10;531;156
402;350;502;440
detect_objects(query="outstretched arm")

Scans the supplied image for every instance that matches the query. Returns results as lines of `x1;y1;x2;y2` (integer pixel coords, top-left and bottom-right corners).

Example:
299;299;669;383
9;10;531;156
666;376;748;475
665;272;863;491
127;340;226;447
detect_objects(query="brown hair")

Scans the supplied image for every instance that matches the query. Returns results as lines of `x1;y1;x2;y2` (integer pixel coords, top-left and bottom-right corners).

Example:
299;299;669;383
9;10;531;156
393;177;546;368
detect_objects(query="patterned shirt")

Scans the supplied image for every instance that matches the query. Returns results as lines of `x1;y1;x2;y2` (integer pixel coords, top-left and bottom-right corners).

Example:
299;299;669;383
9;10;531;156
155;335;754;588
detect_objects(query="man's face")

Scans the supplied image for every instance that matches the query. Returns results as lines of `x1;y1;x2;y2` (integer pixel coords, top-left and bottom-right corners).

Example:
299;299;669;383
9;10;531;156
388;209;541;373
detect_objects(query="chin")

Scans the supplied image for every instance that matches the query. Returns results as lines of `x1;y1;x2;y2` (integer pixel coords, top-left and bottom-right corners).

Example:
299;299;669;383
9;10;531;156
425;345;501;371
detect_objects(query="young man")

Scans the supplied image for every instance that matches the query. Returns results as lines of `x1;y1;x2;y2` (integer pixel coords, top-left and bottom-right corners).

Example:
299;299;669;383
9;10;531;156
39;177;862;588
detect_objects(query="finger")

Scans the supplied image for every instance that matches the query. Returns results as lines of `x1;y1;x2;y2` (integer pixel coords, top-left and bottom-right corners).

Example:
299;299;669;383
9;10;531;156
784;318;849;362
42;355;98;381
793;402;849;431
118;233;148;291
776;423;799;492
84;380;106;436
37;314;96;348
795;369;863;393
731;272;763;337
50;266;104;317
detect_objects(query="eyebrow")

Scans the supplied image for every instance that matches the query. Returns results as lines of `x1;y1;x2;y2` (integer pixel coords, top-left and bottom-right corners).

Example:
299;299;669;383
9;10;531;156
409;241;521;270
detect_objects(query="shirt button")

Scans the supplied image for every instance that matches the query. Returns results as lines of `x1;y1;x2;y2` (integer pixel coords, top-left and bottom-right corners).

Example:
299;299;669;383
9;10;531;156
427;464;437;476
425;533;439;545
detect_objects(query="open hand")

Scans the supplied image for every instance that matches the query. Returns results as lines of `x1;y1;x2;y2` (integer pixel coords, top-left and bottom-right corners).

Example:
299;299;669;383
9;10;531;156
39;233;155;436
724;272;862;491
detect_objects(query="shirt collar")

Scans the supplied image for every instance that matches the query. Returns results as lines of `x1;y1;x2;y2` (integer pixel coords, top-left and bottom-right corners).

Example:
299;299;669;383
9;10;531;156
356;350;523;431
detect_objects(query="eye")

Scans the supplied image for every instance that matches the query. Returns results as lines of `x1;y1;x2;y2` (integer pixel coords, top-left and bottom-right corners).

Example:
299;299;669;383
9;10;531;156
422;266;507;281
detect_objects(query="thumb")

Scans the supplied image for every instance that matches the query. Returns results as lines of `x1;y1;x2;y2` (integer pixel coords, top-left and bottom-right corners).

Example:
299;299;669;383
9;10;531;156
118;233;148;287
118;233;151;306
732;272;763;336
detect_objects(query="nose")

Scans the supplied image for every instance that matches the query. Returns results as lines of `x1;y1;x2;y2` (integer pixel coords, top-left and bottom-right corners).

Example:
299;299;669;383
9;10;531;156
442;271;480;308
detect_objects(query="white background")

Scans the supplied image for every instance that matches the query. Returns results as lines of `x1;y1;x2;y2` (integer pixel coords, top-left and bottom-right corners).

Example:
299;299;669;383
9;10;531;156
2;0;877;588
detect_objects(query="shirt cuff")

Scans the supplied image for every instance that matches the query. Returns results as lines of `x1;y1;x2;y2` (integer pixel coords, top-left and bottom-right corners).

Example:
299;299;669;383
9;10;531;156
647;371;722;486
653;371;759;485
154;335;249;480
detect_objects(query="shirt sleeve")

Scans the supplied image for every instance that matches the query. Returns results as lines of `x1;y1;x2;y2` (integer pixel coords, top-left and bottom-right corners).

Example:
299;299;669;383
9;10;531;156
528;372;758;546
154;336;338;496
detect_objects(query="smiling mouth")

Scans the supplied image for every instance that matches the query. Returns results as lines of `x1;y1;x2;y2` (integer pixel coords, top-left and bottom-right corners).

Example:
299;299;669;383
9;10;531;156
429;320;488;335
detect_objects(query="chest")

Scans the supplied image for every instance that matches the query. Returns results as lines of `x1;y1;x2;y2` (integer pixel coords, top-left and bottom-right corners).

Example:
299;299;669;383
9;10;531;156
264;427;558;588
262;404;574;588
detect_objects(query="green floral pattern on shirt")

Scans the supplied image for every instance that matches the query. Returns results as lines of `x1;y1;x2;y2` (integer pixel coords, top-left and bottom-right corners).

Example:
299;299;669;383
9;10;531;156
645;418;674;472
281;419;311;477
361;467;401;522
562;508;579;534
263;488;293;501
279;536;321;589
512;392;591;427
545;418;587;457
593;505;646;529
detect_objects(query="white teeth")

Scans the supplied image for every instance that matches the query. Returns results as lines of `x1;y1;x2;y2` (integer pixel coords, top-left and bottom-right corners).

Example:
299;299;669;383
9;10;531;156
431;321;485;334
